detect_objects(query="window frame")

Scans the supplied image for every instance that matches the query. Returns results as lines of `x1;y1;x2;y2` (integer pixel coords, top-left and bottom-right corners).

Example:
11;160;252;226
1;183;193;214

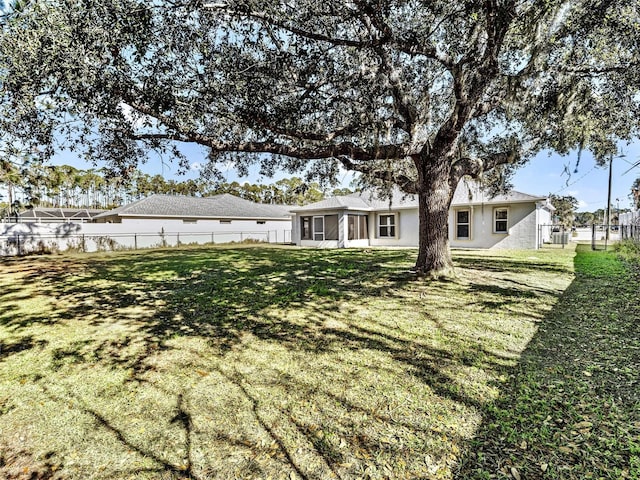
348;214;368;240
378;213;397;238
454;208;471;240
300;216;311;240
312;215;325;241
493;207;509;234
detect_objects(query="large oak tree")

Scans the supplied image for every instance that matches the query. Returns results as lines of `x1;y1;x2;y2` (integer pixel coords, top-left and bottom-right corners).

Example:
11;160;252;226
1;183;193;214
1;0;639;276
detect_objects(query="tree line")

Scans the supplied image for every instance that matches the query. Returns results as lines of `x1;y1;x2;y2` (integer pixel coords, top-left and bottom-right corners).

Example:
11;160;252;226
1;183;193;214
549;194;635;228
0;161;352;216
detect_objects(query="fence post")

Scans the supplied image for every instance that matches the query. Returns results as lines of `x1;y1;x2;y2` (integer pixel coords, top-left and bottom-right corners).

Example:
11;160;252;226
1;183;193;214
134;234;138;250
240;232;243;243
82;234;86;252
538;225;541;249
591;224;596;250
17;233;21;256
177;232;180;246
211;232;214;244
561;225;565;249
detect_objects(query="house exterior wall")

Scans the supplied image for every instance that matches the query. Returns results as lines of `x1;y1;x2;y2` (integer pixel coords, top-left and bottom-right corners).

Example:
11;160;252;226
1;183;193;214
449;202;539;249
368;209;419;247
291;201;549;250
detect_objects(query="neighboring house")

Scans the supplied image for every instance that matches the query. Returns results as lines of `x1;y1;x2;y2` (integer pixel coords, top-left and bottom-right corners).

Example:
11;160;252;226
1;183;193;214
1;193;293;255
290;182;555;250
15;207;106;223
93;193;293;243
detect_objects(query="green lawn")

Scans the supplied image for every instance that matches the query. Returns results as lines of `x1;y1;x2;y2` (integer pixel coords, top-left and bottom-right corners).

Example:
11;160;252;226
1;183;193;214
0;244;637;479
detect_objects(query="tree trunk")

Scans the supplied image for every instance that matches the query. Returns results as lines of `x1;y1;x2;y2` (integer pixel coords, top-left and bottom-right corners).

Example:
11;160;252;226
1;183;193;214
413;161;456;279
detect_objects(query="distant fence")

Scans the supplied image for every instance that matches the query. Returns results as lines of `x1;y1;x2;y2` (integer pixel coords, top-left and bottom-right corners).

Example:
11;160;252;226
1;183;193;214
620;224;640;242
619;210;639;243
538;224;628;250
0;229;292;257
538;225;571;249
590;224;625;251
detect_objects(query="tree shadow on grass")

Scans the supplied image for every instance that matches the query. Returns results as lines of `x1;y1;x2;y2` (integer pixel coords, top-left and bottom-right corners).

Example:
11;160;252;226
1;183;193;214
456;244;640;479
0;245;576;479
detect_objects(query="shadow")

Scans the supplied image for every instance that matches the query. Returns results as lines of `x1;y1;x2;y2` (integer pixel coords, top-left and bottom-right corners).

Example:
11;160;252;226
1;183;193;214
456;244;640;478
454;254;573;276
0;245;581;479
0;222;81;256
0;336;48;362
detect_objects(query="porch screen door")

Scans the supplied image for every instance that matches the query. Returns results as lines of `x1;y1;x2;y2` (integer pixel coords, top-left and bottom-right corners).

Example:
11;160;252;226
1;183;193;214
313;216;325;241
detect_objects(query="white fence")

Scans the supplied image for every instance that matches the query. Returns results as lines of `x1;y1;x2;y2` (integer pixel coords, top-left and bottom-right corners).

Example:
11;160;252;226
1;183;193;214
0;222;292;256
619;210;640;242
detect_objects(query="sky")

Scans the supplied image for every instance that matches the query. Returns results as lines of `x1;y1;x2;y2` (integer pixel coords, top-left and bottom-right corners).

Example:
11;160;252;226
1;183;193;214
49;140;640;213
511;145;640;212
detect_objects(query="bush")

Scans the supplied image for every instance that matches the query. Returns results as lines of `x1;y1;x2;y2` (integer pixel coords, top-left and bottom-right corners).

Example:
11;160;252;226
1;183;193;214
613;238;640;264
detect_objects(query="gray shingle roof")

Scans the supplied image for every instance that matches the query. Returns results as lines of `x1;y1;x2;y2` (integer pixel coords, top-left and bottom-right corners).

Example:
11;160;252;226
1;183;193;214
94;194;291;220
451;182;546;206
292;182;548;213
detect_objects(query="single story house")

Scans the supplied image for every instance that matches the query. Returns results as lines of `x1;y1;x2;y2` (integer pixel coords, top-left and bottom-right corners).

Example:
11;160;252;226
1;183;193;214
93;193;293;244
1;193;293;255
290;182;555;250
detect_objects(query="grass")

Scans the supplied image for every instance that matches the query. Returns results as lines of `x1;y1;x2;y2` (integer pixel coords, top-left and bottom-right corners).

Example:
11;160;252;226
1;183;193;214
457;243;640;479
0;243;636;479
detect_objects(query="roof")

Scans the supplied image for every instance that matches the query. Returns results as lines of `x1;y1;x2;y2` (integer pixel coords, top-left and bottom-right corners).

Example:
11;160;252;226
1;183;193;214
18;207;106;220
291;182;550;213
94;193;292;220
450;182;548;206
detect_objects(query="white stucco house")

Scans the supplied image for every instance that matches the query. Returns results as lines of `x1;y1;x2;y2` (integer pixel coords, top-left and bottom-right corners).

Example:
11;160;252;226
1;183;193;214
1;193;293;255
93;193;293;244
290;182;555;250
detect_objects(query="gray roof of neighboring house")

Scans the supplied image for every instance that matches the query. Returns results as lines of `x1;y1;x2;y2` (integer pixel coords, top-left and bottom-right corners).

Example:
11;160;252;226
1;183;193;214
291;182;550;213
94;194;292;220
18;207;106;219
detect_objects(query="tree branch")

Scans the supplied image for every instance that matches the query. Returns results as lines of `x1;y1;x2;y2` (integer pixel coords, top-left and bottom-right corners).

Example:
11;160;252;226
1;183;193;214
450;150;518;187
202;2;454;69
133;131;406;161
338;156;418;194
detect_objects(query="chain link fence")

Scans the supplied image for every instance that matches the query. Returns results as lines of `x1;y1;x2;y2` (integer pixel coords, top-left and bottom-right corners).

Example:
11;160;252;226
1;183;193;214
0;229;292;257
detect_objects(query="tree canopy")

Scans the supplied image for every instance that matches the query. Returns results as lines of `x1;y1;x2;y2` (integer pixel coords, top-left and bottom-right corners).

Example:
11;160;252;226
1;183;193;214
549;194;578;227
1;0;640;275
632;178;640;210
0;161;335;214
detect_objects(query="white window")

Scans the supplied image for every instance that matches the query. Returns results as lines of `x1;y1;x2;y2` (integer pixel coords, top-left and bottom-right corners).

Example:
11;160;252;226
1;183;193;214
494;208;508;233
313;216;325;241
378;214;396;238
455;209;470;239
